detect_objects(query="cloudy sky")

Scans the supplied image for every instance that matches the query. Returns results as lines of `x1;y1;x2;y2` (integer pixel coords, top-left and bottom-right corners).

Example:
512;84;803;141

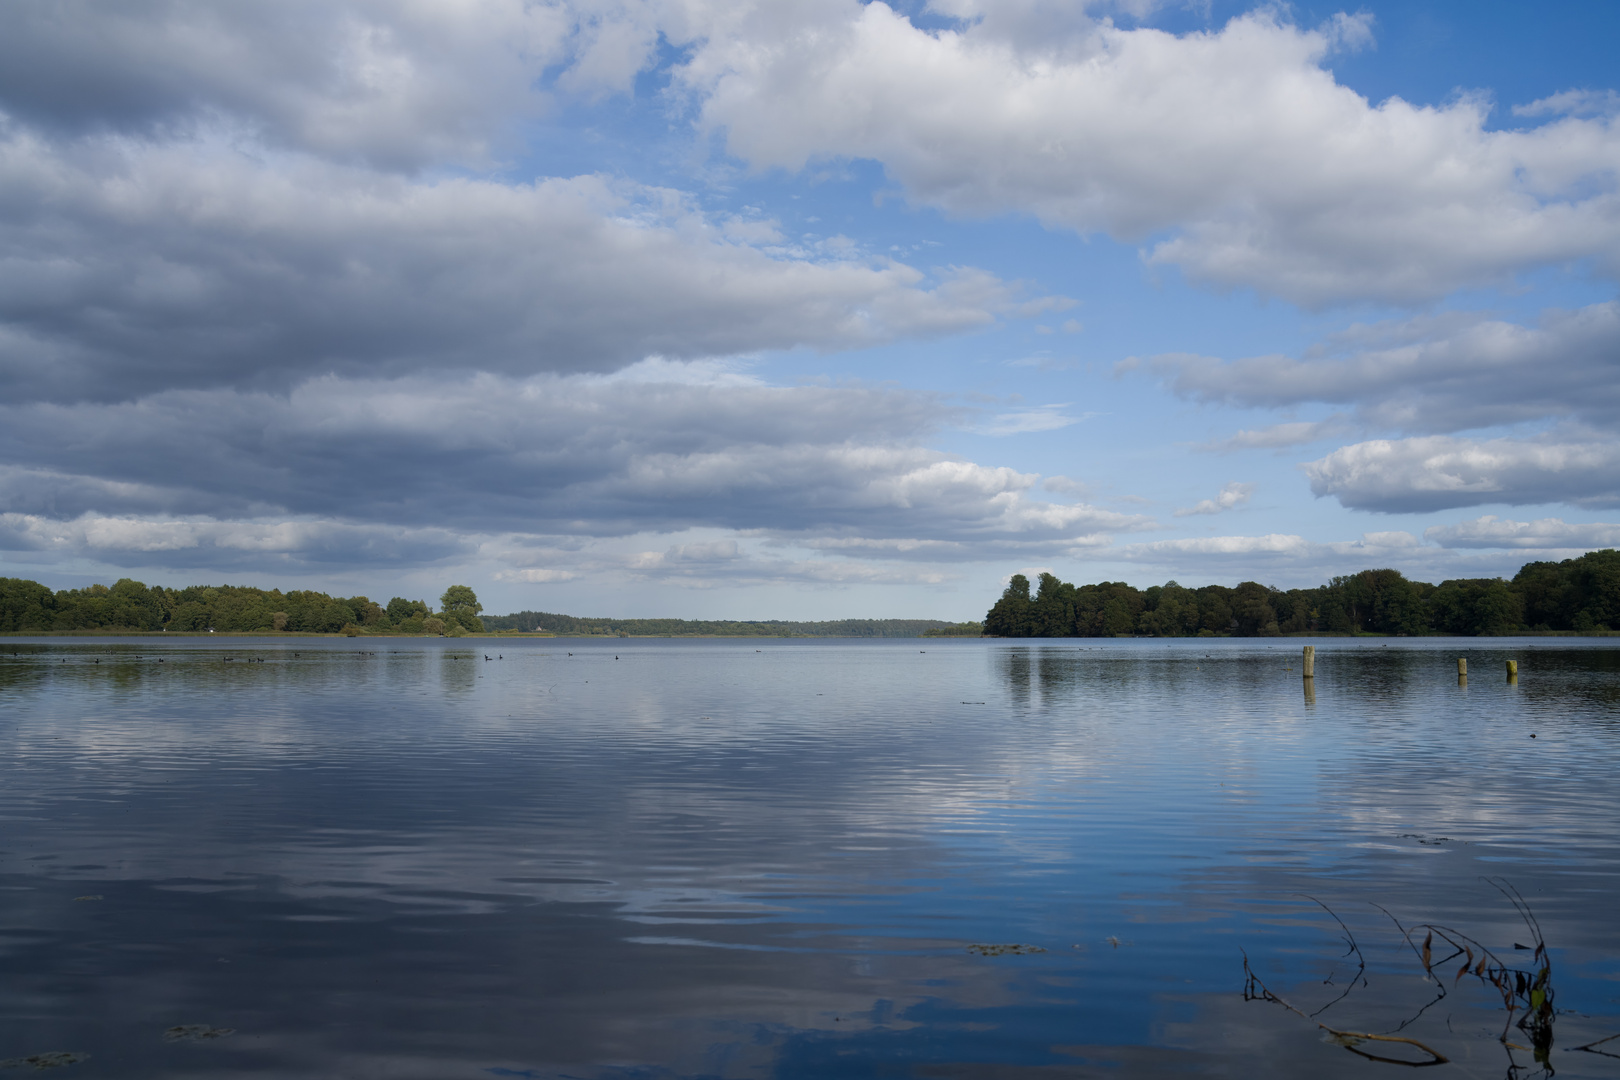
2;0;1618;618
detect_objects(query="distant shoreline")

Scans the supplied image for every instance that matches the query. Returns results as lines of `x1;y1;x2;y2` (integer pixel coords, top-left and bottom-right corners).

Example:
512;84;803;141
5;629;1616;639
0;629;973;639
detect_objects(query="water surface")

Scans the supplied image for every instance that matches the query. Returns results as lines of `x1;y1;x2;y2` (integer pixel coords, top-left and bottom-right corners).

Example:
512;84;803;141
2;637;1618;1078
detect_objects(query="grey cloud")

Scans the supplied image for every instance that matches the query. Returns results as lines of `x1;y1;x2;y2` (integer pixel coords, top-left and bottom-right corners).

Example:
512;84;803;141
0;372;1155;571
0;138;1020;403
1304;435;1620;513
0;512;470;569
0;0;569;169
1151;302;1620;436
0;466;211;521
0;5;1041;405
1424;515;1620;550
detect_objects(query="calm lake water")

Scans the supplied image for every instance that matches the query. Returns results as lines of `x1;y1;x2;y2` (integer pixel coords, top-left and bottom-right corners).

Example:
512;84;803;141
2;636;1619;1078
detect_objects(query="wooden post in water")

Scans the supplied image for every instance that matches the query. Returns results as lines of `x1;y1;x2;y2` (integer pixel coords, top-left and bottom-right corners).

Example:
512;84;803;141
1302;645;1315;679
1507;659;1518;683
1457;657;1467;677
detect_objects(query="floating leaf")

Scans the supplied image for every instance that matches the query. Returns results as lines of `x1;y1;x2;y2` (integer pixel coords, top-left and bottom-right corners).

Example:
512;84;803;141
163;1026;234;1042
0;1052;90;1070
966;943;1046;956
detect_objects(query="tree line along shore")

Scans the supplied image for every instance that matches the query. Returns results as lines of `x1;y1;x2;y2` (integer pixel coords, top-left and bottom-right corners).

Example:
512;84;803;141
0;577;979;638
0;581;488;637
3;548;1615;638
983;550;1620;638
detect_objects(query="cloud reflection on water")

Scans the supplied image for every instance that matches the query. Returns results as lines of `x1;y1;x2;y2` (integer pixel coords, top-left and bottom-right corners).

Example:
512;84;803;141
1;638;1618;1077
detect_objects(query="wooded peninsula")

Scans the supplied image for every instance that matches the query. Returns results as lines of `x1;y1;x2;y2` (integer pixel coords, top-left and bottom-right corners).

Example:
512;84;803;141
983;549;1619;637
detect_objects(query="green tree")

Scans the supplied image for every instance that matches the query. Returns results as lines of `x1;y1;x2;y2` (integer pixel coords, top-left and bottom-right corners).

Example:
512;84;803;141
1431;578;1523;635
1232;581;1280;636
1514;560;1570;630
1195;586;1234;634
439;585;484;632
387;597;428;622
1509;550;1619;632
1569;548;1620;630
440;585;482;616
0;578;56;632
984;575;1035;637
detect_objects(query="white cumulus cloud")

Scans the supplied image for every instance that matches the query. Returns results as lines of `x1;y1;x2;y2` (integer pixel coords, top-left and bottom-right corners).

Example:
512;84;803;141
677;5;1620;306
1304;435;1620;513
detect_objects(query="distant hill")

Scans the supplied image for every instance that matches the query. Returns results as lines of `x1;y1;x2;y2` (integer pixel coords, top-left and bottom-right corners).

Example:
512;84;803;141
481;611;982;637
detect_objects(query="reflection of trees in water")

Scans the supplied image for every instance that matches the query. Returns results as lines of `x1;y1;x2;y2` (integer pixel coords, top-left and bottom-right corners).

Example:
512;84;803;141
999;647;1032;706
1512;647;1620;713
994;645;1172;710
994;644;1620;719
439;650;478;694
993;646;1103;709
995;644;1316;710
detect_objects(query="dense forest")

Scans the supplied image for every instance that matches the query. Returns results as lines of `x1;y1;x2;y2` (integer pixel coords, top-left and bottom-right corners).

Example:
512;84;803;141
481;611;973;637
0;579;485;635
984;549;1620;637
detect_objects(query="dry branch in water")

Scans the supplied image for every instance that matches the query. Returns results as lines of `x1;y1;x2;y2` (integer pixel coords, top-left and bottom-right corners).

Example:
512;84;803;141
1242;880;1616;1074
1242;951;1448;1067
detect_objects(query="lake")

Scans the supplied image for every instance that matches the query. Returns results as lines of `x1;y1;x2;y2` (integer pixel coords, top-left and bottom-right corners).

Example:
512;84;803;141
2;636;1618;1078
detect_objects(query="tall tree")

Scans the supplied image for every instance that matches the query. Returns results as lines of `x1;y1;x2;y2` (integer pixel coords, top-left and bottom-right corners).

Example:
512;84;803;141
439;585;484;633
440;585;482;616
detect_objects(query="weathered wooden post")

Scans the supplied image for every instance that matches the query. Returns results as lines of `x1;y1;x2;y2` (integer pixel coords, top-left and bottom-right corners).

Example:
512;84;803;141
1507;659;1518;683
1303;677;1316;706
1457;657;1467;677
1302;645;1315;679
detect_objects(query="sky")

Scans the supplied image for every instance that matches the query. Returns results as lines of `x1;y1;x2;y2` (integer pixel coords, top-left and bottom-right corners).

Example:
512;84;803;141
1;0;1618;620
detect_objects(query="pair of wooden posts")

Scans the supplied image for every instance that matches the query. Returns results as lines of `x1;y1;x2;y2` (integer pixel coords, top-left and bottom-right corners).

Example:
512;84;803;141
1299;646;1518;683
1452;656;1519;684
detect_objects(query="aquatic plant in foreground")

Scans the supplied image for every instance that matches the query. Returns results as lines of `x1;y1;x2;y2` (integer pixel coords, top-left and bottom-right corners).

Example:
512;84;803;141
1242;880;1617;1074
